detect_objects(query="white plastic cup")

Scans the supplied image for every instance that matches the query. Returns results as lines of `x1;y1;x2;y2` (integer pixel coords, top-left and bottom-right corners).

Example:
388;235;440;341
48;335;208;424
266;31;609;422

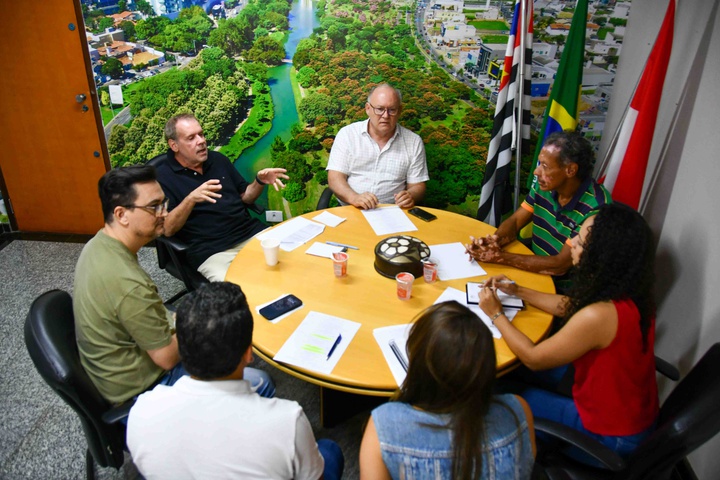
396;272;414;300
261;238;280;266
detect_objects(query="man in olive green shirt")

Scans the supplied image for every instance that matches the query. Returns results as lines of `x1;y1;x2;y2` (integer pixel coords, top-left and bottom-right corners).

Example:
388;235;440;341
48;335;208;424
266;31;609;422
74;166;274;404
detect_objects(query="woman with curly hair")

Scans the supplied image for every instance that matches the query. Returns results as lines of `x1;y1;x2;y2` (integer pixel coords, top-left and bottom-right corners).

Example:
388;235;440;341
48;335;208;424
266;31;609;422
479;202;658;462
359;301;535;480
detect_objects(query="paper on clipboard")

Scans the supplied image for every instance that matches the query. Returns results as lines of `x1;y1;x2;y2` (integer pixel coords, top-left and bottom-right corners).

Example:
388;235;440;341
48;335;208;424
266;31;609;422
433;287;518;339
373;324;412;386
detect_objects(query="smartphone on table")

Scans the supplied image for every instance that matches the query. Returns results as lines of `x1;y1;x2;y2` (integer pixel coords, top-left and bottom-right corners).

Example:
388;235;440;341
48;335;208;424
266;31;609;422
408;207;437;222
259;294;303;320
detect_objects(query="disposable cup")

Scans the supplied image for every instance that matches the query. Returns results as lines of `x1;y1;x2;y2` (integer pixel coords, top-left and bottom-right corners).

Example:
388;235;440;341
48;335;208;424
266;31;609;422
332;252;348;277
396;272;414;300
422;258;438;283
261;238;280;266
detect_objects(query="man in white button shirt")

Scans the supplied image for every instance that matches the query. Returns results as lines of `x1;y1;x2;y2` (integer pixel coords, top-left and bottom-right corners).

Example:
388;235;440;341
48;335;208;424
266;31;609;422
327;83;429;210
127;282;344;480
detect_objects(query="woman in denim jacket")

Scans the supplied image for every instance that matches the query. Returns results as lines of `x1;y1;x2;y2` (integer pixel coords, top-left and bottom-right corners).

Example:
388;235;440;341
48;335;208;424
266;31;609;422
359;301;535;480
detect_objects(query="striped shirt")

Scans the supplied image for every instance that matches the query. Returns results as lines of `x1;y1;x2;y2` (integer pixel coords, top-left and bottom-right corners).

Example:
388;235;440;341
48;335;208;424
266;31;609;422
327;119;429;204
522;178;612;290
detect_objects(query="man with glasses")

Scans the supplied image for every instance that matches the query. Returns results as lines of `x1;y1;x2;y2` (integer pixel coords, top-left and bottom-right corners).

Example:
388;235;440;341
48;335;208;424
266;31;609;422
73;166;274;405
327;83;429;210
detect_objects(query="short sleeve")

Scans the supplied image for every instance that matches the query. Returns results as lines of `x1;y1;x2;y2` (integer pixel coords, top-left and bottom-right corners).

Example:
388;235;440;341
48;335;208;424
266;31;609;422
406;136;429;183
292;410;324;480
117;284;172;352
327;127;352;174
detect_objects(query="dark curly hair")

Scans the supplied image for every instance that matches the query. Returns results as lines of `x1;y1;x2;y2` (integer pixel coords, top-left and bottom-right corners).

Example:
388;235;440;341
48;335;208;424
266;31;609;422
564;203;656;350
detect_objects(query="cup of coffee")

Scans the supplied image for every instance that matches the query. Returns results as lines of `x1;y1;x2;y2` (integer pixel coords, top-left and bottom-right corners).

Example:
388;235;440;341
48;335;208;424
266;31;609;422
396;272;414;300
261;238;281;266
333;252;348;277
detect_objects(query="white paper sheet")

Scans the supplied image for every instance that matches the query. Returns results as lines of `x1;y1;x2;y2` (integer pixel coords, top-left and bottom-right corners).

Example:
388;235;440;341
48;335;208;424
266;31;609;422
312;211;346;227
273;311;361;375
433;287;518;338
429;243;487;280
361;206;418;236
305;242;344;259
256;217;325;251
255;293;305;324
373;324;413;387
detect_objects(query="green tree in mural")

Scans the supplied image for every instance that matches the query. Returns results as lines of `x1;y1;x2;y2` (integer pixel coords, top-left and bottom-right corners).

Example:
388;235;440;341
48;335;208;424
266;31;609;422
246;36;285;65
101;57;124;79
136;0;155;16
282;182;307;202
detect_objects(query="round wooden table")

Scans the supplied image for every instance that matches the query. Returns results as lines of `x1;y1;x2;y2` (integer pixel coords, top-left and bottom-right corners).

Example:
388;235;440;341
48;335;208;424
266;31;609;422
226;206;554;398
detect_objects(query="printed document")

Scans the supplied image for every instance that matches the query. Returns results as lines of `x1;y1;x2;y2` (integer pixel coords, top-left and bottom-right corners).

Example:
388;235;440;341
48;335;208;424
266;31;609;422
256;217;325;251
361;206;418;236
373;324;412;386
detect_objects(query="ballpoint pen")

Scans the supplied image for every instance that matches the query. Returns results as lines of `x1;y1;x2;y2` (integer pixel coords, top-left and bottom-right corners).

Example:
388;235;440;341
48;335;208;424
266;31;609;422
326;334;342;360
326;241;359;250
389;340;408;372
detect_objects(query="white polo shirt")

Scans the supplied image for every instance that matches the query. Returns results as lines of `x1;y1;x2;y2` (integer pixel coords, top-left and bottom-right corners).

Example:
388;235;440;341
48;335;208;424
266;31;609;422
327;119;429;204
127;376;324;480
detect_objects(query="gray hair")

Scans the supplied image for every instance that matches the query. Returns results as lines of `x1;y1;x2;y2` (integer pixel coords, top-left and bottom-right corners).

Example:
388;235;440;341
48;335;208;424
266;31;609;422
164;113;199;141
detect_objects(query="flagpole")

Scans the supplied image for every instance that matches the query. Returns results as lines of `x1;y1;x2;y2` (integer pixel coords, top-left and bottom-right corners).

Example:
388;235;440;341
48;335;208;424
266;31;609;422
514;0;527;211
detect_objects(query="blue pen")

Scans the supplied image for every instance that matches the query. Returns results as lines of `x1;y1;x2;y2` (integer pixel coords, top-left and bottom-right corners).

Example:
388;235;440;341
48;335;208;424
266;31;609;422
326;334;342;360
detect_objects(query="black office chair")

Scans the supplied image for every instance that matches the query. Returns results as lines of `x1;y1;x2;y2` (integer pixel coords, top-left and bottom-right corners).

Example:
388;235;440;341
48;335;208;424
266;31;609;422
24;290;133;480
535;343;720;480
147;153;266;294
316;186;336;210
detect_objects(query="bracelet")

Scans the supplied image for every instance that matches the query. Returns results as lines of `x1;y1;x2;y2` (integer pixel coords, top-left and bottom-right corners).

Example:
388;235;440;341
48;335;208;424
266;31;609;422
490;311;504;324
255;174;266;185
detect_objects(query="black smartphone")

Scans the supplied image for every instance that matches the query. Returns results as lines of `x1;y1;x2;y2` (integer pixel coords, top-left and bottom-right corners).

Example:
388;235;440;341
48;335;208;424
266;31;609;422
408;207;437;222
259;294;303;320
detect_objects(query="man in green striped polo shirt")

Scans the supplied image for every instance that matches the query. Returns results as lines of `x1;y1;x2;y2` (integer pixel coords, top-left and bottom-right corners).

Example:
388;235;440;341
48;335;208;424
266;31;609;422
467;131;611;291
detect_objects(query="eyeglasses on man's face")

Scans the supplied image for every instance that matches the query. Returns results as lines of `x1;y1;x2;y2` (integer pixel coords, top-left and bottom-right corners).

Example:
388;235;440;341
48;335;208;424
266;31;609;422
367;102;399;116
124;198;169;217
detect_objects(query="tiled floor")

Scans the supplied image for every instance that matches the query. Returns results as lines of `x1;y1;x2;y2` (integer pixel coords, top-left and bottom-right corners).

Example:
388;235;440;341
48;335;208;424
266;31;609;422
0;239;364;479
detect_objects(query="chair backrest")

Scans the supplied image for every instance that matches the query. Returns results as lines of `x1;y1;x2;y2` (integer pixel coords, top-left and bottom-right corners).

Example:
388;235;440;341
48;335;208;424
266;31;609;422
316;187;335;210
147;153;208;291
24;290;125;469
623;343;720;480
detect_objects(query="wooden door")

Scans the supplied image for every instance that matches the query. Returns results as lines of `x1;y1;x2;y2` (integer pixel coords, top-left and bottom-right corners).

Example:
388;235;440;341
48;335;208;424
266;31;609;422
0;0;110;234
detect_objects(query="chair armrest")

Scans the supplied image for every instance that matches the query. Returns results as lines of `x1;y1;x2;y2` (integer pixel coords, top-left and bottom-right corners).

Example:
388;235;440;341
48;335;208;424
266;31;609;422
655;355;680;381
247;203;264;215
101;398;135;425
316;187;334;210
158;235;191;252
534;418;626;471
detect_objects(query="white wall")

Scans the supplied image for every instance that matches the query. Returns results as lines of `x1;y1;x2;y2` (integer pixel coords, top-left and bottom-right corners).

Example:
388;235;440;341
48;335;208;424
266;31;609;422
599;1;720;478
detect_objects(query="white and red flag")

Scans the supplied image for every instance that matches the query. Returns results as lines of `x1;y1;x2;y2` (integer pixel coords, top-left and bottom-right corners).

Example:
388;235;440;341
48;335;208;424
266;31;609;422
601;0;675;209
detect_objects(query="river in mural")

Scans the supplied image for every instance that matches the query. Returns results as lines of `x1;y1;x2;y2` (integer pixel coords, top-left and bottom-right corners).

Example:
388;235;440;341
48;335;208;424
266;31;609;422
233;0;319;207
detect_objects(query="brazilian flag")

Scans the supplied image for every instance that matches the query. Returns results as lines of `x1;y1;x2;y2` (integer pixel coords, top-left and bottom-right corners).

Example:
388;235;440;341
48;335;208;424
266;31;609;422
527;0;589;189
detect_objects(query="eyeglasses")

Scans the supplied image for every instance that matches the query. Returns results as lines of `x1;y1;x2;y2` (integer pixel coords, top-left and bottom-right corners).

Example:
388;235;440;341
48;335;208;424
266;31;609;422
367;102;399;116
124;198;169;217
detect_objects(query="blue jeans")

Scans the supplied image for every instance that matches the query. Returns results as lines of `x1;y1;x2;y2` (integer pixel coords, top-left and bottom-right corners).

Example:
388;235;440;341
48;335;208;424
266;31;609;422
317;439;344;480
121;365;276;425
158;363;276;398
504;365;653;467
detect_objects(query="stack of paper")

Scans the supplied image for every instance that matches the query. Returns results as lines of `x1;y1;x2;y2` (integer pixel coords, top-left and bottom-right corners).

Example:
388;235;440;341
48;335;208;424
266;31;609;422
256;217;325;251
